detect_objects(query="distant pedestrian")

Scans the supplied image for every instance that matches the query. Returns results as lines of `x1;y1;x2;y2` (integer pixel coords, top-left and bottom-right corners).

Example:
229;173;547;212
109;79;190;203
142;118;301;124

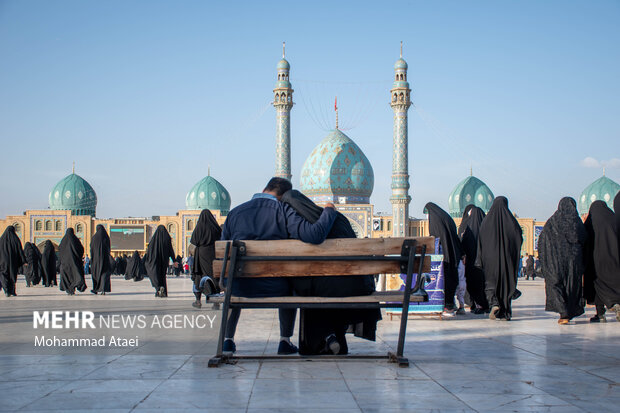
584;201;620;322
83;254;90;275
58;228;87;295
424;202;462;316
144;225;175;297
538;197;586;324
40;240;57;287
90;225;112;295
475;196;523;321
0;226;25;297
190;209;222;308
525;254;535;280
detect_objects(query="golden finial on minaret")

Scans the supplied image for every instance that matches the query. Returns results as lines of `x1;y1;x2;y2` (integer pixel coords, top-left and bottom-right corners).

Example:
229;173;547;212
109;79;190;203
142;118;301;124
282;41;285;58
400;41;403;58
72;161;75;174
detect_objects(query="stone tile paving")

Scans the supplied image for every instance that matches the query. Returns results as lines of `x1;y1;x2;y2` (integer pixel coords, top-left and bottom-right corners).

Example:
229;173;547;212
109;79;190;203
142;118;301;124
0;276;618;412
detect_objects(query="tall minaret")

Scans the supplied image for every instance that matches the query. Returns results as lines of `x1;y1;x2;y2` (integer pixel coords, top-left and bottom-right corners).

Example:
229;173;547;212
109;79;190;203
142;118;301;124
273;42;294;181
390;42;412;237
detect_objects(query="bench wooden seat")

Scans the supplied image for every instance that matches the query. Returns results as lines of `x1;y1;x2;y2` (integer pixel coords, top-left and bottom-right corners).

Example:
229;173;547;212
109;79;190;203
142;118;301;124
207;236;434;368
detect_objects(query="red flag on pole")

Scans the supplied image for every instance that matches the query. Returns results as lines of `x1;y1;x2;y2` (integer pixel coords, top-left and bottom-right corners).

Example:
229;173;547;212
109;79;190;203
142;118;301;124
334;96;337;112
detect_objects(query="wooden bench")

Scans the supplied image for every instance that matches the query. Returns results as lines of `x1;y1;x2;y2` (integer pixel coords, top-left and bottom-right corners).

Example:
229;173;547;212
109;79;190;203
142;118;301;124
207;236;434;367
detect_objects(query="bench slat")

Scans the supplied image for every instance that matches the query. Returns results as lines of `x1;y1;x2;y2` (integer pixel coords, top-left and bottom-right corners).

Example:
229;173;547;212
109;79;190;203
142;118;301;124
214;237;434;259
208;292;426;304
213;256;430;277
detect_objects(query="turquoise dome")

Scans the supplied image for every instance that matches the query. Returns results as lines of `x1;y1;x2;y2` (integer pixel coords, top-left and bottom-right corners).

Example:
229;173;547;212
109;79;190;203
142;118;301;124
300;129;374;204
48;173;97;217
577;175;620;215
394;58;408;70
277;58;290;70
185;175;231;214
448;175;494;217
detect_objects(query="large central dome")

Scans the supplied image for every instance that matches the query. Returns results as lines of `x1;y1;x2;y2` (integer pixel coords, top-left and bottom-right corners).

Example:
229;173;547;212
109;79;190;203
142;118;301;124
300;129;374;204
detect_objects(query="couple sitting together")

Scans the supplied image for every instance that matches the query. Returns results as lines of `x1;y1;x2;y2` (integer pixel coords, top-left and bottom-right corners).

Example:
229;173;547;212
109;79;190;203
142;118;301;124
220;177;380;356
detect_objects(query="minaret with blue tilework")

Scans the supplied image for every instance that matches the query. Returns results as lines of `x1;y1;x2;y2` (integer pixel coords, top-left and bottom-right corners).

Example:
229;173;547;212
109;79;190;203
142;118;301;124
273;42;294;181
390;43;412;237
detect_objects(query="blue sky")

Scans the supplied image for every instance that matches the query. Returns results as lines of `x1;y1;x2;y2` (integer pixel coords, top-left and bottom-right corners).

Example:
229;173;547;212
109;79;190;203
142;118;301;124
1;0;618;221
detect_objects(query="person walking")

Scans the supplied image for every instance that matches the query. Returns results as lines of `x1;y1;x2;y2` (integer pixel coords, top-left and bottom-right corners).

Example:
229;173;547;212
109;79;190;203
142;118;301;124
538;197;586;324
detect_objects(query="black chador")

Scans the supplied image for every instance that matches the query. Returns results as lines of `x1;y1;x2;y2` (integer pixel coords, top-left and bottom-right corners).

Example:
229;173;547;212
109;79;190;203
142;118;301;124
125;250;146;281
583;200;620;321
58;228;87;295
144;225;175;297
458;205;488;312
0;226;25;297
190;209;222;307
475;196;522;320
538;197;586;322
40;240;57;287
90;225;112;294
282;189;380;355
23;242;42;287
425;202;463;311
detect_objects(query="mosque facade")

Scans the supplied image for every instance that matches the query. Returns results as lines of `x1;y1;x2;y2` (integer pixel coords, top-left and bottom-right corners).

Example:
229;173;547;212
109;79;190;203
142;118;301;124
3;49;618;259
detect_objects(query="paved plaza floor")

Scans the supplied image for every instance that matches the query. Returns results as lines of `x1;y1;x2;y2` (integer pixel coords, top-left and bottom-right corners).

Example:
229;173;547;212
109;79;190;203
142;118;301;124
0;275;619;412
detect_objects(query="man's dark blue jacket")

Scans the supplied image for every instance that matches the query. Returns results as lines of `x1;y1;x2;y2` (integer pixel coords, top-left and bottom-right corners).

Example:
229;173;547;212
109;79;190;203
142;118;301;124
221;193;337;297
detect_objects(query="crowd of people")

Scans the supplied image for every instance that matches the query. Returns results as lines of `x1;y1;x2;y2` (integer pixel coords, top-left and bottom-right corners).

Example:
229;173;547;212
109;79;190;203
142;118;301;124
1;178;619;350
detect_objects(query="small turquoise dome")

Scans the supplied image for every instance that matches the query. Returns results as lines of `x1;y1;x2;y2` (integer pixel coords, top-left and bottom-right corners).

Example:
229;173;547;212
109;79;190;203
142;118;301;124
185;175;231;214
394;58;408;70
578;175;620;215
448;175;494;217
48;173;97;217
300;129;374;204
277;58;290;70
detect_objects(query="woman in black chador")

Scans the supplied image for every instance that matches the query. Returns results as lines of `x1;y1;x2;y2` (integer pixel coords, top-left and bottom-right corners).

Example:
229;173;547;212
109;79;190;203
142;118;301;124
583;200;620;322
144;225;175;297
458;205;489;313
475;196;522;320
0;226;25;297
125;250;146;282
23;242;42;287
58;228;87;295
90;225;112;295
538;197;586;324
615;192;620;259
282;189;380;355
190;209;222;308
425;202;463;313
40;240;57;287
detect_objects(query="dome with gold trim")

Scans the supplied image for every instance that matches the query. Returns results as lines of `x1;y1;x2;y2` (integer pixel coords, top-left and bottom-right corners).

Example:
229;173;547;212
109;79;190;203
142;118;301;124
300;129;374;204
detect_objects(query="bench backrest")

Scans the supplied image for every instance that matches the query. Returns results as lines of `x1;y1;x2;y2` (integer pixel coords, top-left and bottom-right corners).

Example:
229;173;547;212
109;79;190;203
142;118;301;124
213;237;434;278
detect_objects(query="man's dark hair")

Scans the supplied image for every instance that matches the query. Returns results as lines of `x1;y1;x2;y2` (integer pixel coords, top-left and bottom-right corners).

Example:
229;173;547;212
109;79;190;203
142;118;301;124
264;177;292;197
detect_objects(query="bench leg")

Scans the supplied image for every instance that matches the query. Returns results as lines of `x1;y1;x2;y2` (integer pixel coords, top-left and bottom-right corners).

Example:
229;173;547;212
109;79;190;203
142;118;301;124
388;351;410;367
211;243;238;367
395;244;416;362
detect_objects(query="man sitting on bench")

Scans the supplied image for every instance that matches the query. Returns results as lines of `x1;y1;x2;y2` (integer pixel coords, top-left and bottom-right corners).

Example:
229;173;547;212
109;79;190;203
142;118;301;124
220;177;337;355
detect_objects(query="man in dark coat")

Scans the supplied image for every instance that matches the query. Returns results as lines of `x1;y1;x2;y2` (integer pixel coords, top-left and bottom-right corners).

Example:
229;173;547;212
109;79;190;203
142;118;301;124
221;177;337;355
584;200;620;322
90;225;113;295
40;240;57;287
538;197;586;324
475;196;523;320
458;205;488;313
0;226;25;297
190;209;222;308
58;228;87;295
425;202;463;314
282;189;380;355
